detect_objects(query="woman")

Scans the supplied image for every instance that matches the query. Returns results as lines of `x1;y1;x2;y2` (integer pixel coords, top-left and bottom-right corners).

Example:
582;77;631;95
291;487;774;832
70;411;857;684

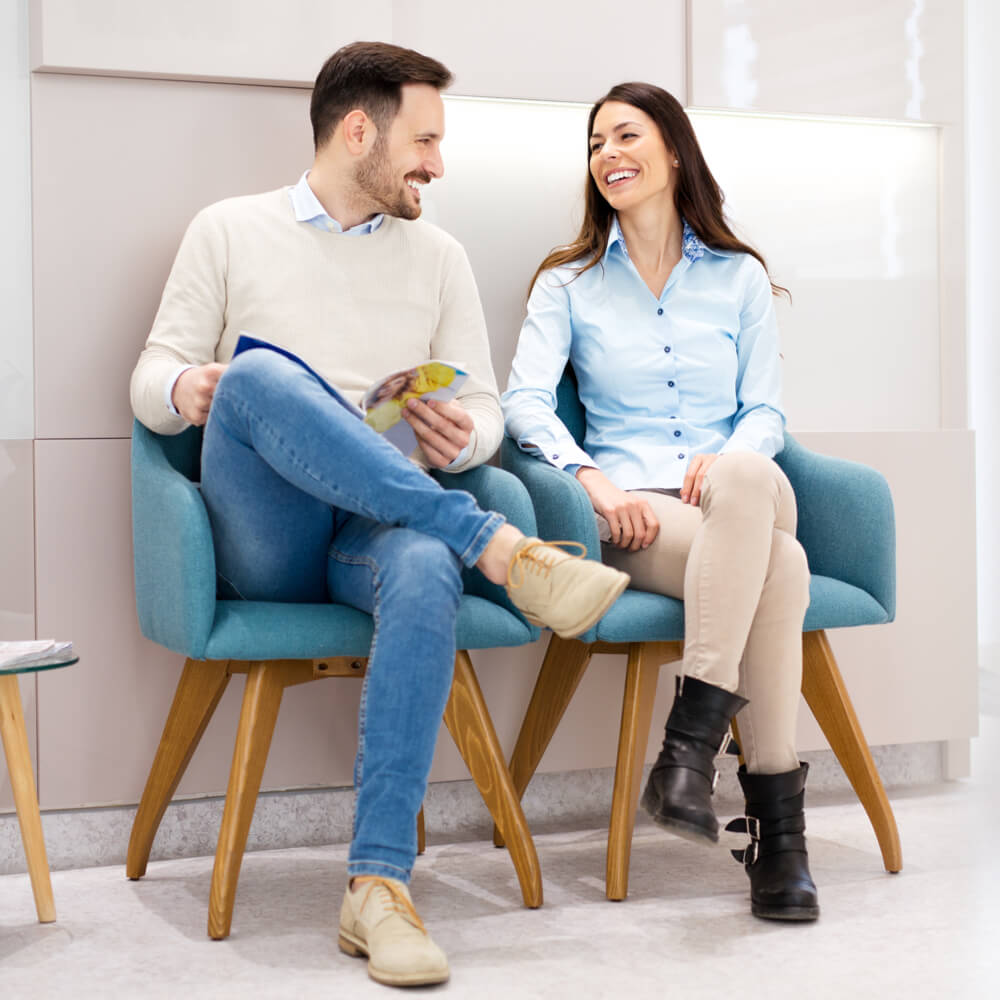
502;82;818;922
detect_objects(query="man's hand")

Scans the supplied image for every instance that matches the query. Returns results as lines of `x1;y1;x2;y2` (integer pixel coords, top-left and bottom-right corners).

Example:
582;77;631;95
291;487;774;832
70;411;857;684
681;453;719;506
576;466;659;551
402;398;473;468
172;363;227;426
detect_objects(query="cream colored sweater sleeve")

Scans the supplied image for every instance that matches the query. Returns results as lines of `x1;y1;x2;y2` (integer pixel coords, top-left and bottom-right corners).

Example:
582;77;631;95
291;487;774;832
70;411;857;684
129;207;228;434
431;239;503;472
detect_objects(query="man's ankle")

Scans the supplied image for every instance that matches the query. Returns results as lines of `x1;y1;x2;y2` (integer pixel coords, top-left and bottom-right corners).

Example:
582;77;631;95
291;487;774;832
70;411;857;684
476;524;523;584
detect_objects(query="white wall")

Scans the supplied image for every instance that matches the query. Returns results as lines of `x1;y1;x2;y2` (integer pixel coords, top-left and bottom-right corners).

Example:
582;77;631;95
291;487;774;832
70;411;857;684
0;0;33;440
967;0;1000;672
1;1;977;814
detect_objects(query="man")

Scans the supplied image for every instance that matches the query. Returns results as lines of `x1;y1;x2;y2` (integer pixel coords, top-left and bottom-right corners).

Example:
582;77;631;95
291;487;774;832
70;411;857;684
131;42;628;988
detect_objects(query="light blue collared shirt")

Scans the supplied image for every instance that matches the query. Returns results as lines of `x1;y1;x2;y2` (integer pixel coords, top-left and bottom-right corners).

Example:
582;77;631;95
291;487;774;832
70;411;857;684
287;171;384;234
502;218;785;490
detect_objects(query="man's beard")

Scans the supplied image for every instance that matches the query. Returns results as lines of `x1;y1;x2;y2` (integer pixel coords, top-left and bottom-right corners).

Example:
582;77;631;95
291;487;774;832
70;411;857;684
355;134;423;221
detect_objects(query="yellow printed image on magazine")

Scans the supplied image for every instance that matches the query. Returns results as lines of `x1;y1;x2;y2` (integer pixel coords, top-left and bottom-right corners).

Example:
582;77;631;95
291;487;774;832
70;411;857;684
362;362;468;456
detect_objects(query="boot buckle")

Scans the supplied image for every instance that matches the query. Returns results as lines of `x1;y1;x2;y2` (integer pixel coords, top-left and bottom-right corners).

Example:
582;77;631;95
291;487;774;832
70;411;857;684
712;768;720;792
717;731;733;757
744;840;759;865
746;815;761;840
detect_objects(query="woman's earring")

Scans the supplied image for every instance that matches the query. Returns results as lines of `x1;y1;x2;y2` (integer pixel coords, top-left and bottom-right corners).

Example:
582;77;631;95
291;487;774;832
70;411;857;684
673;159;680;167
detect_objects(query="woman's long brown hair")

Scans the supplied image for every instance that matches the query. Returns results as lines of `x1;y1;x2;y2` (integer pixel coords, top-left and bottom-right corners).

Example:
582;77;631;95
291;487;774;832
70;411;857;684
528;82;788;300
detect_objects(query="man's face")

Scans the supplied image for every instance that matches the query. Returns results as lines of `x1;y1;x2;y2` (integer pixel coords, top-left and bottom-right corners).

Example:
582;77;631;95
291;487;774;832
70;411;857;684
355;83;445;220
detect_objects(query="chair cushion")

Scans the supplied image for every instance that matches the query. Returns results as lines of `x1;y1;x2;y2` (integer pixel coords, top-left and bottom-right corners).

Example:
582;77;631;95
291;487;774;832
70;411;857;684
593;575;889;645
202;595;535;661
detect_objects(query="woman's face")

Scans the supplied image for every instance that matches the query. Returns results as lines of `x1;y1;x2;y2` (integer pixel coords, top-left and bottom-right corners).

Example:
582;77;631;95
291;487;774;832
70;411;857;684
589;101;675;214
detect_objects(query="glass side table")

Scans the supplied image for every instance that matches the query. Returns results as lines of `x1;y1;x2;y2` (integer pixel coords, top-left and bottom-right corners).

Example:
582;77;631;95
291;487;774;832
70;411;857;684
1;654;78;923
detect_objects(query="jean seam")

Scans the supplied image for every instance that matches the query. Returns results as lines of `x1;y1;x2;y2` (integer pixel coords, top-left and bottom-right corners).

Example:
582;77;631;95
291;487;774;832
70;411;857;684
327;547;381;842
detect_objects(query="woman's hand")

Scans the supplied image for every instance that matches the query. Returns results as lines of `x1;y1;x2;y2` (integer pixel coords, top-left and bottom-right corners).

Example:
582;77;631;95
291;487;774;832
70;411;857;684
576;467;659;551
681;453;719;506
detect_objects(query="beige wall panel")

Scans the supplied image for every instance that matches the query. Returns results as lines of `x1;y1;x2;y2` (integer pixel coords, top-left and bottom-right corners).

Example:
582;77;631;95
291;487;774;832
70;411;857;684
29;429;976;808
690;0;963;123
392;0;686;103
31;0;390;85
32;74;313;441
32;438;370;808
790;430;978;749
0;440;37;813
30;437;529;807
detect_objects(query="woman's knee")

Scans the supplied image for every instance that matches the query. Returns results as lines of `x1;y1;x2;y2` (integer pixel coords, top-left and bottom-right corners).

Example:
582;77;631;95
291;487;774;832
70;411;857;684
768;531;811;612
701;451;788;520
706;451;779;494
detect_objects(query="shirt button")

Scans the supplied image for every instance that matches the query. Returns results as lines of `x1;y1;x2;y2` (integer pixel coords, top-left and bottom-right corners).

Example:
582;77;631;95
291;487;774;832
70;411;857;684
552;453;559;460
657;307;664;315
668;380;675;388
678;453;685;459
663;346;671;353
674;430;681;438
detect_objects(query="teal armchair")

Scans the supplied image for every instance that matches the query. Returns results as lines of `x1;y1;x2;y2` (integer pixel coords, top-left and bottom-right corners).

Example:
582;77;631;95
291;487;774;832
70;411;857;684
496;370;901;900
127;420;544;939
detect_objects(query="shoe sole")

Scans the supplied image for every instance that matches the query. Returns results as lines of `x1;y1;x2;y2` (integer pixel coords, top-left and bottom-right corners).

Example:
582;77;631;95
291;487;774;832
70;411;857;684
523;571;630;639
751;904;820;922
338;930;450;987
641;785;719;845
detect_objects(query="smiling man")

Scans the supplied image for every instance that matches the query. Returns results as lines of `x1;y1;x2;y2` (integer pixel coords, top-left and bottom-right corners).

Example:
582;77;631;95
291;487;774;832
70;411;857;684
130;42;628;989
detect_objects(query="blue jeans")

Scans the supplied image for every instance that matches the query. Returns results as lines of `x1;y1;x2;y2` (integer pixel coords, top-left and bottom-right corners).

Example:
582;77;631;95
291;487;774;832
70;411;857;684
200;350;505;881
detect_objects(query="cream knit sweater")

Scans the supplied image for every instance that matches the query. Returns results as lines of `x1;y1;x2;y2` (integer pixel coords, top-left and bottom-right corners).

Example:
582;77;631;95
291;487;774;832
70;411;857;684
130;188;503;471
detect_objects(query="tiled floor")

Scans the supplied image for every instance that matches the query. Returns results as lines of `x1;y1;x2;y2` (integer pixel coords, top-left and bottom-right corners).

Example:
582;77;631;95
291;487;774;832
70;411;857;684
2;682;998;999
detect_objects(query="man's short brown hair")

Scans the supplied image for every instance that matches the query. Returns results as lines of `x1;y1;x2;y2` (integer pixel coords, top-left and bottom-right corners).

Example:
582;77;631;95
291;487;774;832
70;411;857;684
310;41;453;150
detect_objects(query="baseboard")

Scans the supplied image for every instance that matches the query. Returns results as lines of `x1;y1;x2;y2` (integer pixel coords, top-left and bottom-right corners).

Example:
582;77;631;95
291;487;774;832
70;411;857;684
0;741;945;876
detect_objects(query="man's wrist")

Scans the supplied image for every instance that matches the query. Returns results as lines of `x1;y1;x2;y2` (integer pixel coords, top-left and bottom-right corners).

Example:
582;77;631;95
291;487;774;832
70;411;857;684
165;365;194;417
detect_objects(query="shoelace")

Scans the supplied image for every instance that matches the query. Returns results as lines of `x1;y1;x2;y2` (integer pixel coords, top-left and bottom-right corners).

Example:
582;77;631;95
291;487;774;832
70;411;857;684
355;877;427;934
506;540;587;590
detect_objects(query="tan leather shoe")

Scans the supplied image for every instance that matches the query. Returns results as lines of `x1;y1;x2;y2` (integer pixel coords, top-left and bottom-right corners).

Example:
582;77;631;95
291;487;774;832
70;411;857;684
505;538;629;638
338;877;449;987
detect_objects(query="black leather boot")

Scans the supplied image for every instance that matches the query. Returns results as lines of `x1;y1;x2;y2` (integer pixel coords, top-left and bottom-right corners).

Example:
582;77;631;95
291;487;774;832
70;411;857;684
640;675;748;843
726;763;820;921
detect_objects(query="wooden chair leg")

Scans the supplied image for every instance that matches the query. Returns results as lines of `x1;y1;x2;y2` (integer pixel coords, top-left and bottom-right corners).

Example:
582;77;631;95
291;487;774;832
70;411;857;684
0;675;56;923
417;807;426;855
444;650;543;908
606;641;677;900
208;661;287;939
493;635;593;848
127;658;231;880
802;630;902;873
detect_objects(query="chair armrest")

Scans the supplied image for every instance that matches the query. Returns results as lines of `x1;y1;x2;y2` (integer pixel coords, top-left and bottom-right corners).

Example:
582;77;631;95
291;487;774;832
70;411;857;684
131;420;217;657
776;434;896;620
500;438;602;559
433;463;539;631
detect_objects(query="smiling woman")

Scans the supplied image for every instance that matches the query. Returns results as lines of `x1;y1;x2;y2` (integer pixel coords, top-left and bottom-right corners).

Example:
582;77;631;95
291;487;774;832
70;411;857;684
503;80;819;924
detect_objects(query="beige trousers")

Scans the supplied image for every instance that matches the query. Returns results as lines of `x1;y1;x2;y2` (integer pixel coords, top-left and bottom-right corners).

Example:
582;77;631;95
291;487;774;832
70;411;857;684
602;451;810;774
